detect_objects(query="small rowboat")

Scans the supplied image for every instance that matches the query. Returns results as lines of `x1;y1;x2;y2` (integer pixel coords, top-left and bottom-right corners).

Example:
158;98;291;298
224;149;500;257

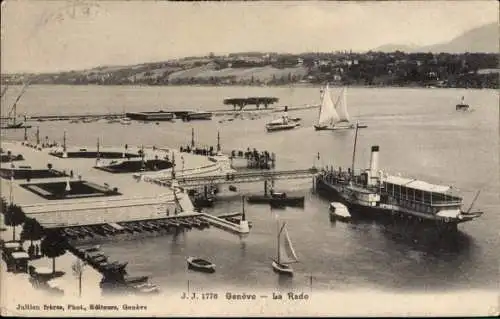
187;257;215;273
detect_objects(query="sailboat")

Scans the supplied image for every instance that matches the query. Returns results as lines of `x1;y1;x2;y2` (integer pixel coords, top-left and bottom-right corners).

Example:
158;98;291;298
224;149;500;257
1;83;31;129
271;221;299;276
314;84;366;131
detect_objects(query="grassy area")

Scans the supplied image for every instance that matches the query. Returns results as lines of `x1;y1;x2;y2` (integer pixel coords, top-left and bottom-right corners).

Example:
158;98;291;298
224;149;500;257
168;65;308;84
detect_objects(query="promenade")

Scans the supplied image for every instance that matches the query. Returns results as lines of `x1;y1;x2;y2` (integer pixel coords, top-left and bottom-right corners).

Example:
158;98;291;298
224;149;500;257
0;141;235;228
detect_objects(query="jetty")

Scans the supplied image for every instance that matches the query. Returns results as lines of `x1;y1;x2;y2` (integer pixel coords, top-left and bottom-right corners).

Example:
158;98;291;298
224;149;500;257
53;212;250;243
2;102;320;124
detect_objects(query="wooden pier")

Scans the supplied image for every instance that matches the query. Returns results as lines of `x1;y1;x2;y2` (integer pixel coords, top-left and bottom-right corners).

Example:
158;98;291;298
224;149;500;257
55;211;251;244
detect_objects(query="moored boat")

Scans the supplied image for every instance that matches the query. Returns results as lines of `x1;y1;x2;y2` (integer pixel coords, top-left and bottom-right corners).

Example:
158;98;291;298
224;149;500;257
456;96;470;111
329;202;351;221
184;111;213;121
120;117;132;125
126;111;174;121
247;191;305;208
265;113;301;132
269;192;305;208
187;257;216;273
315;123;483;233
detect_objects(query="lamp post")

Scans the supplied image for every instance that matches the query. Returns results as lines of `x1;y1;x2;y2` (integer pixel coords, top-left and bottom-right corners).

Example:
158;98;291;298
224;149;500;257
191;128;195;148
62;130;67;158
217;130;221;153
96;137;100;166
36;126;40;146
181;156;185;177
72;260;86;298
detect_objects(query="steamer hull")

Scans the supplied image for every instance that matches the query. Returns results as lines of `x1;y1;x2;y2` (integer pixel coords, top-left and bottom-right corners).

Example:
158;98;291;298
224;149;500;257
315;144;482;234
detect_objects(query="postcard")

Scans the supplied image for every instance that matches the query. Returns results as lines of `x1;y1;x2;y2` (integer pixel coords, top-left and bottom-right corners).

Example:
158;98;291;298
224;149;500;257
1;0;499;317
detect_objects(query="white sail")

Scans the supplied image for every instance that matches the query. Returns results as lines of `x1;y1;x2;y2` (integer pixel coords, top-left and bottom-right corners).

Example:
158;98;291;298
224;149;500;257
317;84;340;126
335;87;350;123
279;226;299;264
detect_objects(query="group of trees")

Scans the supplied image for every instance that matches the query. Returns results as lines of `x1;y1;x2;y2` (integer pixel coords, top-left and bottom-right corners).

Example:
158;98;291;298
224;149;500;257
2;51;498;89
1;197;66;274
307;52;498;89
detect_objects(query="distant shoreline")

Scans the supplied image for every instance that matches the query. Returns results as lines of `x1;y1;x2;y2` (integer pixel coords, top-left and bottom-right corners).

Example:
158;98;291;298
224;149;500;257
0;83;494;90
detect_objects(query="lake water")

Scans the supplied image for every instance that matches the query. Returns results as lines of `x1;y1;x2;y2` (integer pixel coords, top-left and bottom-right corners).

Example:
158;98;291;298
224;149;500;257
1;85;499;293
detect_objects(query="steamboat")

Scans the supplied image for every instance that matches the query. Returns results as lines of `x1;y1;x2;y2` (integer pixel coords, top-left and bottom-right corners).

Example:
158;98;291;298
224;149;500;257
315;124;483;233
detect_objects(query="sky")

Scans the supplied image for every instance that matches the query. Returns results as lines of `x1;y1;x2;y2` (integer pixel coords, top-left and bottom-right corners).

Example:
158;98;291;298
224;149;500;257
1;0;498;73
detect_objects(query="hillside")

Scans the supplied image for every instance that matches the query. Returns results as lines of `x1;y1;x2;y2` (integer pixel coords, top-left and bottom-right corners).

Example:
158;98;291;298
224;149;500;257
420;22;498;53
374;22;498;53
1;49;498;89
168;65;308;85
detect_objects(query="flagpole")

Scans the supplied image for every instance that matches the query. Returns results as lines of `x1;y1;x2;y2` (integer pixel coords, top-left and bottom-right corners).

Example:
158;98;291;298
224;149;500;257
350;121;359;183
9;160;14;205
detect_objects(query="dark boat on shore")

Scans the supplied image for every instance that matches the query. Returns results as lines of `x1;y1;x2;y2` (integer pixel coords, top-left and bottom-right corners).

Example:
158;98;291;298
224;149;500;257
101;261;128;273
187;257;215;273
124;275;149;285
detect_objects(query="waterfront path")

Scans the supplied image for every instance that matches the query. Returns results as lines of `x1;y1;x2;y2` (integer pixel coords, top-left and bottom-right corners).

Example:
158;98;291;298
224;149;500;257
0;141;235;227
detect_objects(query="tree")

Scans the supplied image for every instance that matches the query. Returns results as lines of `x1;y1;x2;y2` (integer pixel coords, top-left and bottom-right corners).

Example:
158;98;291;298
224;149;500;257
20;217;44;250
4;204;26;241
40;231;67;274
0;197;7;231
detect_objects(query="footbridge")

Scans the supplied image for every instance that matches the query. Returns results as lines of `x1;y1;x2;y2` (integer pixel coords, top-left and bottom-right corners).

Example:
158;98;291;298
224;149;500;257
145;168;320;188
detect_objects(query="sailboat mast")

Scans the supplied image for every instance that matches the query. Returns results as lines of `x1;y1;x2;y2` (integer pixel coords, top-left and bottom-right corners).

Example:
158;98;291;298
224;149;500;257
466;190;481;213
9;83;29;125
318;85;325;119
351;122;359;179
277;220;280;264
1;86;8;99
